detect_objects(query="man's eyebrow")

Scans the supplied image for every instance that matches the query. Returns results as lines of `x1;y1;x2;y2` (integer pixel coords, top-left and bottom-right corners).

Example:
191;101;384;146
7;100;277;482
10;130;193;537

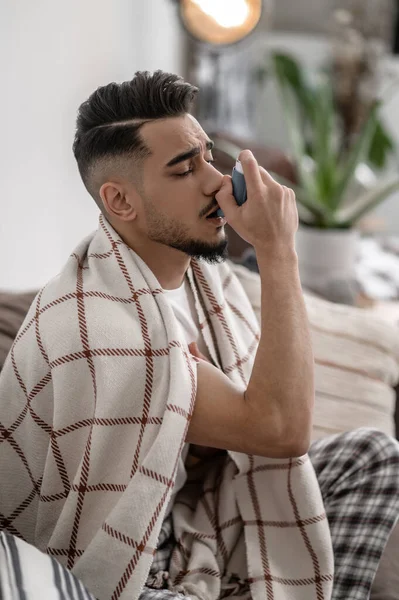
165;140;214;168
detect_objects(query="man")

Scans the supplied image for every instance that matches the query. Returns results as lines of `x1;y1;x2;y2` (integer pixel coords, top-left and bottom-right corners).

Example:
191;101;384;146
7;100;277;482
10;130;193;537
0;71;398;600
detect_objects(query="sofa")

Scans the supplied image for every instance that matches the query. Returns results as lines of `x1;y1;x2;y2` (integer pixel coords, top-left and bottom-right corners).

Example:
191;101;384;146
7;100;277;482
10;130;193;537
1;269;399;598
1;139;399;597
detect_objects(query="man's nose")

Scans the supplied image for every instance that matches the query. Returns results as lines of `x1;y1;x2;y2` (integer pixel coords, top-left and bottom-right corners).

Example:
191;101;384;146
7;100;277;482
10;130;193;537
203;163;224;196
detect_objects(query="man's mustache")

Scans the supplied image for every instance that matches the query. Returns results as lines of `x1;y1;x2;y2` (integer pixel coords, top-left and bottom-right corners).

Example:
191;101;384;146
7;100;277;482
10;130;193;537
199;198;219;218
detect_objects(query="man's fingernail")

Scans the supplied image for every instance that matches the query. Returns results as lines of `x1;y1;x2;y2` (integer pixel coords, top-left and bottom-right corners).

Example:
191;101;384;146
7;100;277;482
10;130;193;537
239;149;253;162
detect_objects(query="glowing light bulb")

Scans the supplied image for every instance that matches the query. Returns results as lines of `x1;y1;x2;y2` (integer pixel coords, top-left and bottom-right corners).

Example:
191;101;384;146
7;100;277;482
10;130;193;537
192;0;249;29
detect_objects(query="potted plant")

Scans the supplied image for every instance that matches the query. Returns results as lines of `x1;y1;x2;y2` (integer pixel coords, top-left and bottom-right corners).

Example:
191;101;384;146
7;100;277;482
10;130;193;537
269;46;399;296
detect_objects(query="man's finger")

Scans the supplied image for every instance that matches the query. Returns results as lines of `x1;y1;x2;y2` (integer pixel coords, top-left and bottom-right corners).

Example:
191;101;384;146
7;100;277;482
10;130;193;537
259;166;280;187
239;150;264;197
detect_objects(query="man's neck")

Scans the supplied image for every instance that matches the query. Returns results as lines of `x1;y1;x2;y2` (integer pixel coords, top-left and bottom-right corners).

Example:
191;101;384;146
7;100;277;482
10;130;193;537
113;224;191;290
136;241;191;290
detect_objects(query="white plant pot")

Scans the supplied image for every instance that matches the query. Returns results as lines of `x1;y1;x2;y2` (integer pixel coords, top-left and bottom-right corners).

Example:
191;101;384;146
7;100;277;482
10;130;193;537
295;226;360;294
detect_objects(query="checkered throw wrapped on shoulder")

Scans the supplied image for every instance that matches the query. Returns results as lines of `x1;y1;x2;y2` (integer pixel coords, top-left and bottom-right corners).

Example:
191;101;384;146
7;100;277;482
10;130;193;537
0;216;334;600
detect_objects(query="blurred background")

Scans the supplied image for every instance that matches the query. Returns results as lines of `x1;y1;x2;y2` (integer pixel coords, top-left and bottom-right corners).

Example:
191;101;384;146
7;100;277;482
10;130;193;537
3;0;399;302
3;2;399;532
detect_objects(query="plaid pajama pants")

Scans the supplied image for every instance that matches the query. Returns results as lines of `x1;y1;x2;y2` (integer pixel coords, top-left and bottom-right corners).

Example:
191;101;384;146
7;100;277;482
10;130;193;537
140;428;399;600
309;428;399;599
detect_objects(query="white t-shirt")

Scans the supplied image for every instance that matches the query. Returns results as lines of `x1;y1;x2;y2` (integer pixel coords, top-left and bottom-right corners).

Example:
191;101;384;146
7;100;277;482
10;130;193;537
163;276;210;516
164;277;211;362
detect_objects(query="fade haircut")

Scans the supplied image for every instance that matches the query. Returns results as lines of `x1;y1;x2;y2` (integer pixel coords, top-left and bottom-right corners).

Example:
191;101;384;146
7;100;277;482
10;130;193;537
73;70;199;207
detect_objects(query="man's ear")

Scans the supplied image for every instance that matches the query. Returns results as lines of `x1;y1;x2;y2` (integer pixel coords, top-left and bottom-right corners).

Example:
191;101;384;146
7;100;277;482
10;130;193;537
99;182;138;222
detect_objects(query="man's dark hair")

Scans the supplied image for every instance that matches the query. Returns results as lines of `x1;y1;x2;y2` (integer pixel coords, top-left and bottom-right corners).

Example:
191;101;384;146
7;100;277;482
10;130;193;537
73;70;198;204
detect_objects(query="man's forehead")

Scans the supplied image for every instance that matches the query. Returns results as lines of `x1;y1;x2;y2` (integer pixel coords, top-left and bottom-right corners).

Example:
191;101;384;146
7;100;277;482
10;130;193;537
141;114;210;156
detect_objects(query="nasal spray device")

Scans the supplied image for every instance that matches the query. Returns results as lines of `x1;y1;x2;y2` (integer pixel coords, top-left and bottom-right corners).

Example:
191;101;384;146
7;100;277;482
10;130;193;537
216;159;247;218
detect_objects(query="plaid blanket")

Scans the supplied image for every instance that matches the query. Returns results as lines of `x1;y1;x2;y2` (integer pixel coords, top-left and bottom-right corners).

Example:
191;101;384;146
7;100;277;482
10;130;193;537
0;215;334;600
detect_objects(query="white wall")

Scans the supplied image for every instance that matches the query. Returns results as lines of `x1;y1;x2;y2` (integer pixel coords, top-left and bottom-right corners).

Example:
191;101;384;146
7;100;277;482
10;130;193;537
0;0;184;290
271;0;334;34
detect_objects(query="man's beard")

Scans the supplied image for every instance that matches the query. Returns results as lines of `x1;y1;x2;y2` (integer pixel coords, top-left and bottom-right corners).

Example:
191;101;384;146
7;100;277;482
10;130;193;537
169;236;228;264
145;205;228;264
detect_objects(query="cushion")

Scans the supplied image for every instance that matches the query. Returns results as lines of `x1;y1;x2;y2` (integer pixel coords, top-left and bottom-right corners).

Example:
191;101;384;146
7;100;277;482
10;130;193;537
0;291;37;370
0;531;95;599
0;275;398;598
231;261;399;600
2;275;399;439
230;262;399;440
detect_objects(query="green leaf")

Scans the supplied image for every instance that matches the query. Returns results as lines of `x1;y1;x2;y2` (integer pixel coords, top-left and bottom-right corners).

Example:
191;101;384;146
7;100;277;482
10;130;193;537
313;79;334;158
269;171;328;224
312;79;338;208
335;175;399;226
272;59;327;213
368;119;395;170
330;102;380;211
272;53;314;119
211;139;325;222
272;52;340;224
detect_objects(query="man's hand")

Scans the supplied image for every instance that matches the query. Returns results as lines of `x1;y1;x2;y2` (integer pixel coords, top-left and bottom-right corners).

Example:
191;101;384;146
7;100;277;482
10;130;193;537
215;149;298;253
185;161;314;458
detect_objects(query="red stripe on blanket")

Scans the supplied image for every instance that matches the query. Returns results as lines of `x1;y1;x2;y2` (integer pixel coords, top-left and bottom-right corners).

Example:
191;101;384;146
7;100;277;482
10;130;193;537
286;459;325;600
